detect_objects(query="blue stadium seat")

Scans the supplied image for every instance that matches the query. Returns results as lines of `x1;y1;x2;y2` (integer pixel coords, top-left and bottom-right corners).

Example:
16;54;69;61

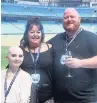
1;3;97;17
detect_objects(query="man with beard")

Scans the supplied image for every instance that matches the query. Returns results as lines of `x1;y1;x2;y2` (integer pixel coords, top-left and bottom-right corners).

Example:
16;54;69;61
48;8;97;103
20;18;53;103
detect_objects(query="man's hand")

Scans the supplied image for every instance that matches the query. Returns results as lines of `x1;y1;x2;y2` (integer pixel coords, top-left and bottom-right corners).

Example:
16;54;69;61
65;58;82;68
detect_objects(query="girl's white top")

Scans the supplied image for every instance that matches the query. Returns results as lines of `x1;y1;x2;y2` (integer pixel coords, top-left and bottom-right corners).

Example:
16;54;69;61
1;69;32;103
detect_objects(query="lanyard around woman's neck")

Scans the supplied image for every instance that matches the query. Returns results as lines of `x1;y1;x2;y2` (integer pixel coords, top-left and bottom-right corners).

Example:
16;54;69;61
29;47;40;74
4;68;20;103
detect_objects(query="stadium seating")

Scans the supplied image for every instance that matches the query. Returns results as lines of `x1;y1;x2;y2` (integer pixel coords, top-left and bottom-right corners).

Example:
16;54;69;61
1;3;97;34
1;3;97;17
1;3;55;17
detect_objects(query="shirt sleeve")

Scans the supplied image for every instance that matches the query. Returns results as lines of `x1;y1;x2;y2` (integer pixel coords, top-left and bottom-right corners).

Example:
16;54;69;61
88;33;97;56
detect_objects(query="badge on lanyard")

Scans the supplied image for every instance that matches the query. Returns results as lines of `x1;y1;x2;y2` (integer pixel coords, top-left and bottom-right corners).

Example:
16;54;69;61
60;55;67;65
60;50;72;65
31;74;40;83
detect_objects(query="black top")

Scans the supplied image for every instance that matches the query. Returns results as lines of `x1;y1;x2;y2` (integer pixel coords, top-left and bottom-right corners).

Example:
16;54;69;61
48;29;97;103
21;44;53;103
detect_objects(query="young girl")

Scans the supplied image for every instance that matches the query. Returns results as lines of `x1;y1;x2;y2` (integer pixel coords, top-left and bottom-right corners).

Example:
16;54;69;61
1;46;32;103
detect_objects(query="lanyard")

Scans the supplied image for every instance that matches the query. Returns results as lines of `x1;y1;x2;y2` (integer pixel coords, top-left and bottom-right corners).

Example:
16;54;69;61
29;48;40;103
29;47;40;73
65;28;82;51
4;68;20;102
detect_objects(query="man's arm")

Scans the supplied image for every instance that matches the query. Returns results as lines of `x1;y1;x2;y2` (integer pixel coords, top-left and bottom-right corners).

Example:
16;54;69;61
65;56;97;69
80;56;97;68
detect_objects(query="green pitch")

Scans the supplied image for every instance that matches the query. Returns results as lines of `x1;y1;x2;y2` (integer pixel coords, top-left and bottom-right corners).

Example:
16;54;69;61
1;46;9;69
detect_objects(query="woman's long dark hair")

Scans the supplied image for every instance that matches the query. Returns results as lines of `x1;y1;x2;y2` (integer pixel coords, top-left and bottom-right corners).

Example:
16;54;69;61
22;18;45;47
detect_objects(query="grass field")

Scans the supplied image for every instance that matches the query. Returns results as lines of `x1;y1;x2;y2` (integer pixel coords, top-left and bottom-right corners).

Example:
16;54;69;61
1;46;9;69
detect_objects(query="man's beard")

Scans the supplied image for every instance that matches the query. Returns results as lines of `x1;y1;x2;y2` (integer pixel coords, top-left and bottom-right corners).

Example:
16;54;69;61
65;25;79;33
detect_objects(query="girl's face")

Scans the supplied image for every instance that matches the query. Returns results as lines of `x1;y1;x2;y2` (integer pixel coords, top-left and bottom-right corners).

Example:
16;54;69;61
28;25;42;48
6;47;24;68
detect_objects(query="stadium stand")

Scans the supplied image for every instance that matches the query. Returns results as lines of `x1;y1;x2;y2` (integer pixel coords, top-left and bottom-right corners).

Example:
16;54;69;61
1;3;97;34
2;3;97;17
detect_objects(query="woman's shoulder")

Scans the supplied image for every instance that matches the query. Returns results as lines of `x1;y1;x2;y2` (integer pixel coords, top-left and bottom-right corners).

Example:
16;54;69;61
1;69;7;78
20;70;32;82
20;69;31;77
21;46;29;52
40;42;52;52
1;69;7;74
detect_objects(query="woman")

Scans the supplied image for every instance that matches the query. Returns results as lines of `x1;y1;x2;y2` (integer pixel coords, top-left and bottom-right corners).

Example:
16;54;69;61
20;18;53;103
1;46;32;103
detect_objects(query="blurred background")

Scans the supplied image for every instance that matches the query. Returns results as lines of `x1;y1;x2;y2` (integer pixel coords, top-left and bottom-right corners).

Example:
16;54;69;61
1;0;97;68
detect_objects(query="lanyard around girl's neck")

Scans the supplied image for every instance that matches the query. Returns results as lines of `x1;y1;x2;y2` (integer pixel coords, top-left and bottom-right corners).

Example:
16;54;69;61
29;47;40;74
65;28;82;51
4;68;20;103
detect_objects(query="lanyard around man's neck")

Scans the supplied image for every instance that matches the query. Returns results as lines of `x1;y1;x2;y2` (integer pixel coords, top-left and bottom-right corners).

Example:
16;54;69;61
65;28;82;51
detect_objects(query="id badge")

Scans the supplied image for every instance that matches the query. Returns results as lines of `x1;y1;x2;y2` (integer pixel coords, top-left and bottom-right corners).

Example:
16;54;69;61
31;74;40;83
60;55;66;65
